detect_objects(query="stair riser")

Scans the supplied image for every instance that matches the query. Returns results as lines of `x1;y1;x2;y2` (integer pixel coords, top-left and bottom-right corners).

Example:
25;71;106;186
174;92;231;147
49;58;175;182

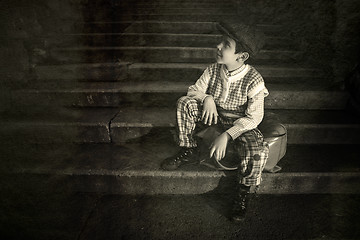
83;14;251;23
50;48;300;64
35;64;129;81
286;125;360;144
105;8;237;15
118;0;226;3
111;125;360;145
2;123;358;145
50;34;292;49
113;0;234;6
128;66;320;82
13;91;348;110
0;124;111;144
82;22;217;34
35;65;320;82
35;64;322;82
80;22;283;35
19;172;360;194
117;3;234;8
75;22;132;34
83;14;287;25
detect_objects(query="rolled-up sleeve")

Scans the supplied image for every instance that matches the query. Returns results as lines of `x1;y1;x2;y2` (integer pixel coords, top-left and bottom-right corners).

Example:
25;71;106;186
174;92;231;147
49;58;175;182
226;89;267;140
187;66;211;103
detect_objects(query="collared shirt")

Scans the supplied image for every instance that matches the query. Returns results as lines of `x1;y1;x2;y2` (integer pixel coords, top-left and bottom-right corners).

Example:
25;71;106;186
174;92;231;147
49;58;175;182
219;63;248;102
187;63;269;140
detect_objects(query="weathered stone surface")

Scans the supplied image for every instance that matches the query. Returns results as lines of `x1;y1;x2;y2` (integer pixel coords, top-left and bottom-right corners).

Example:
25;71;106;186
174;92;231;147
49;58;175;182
49;46;300;64
9;141;360;194
110;107;360;144
69;172;360;194
118;1;233;8
0;108;119;143
12;82;349;109
35;62;130;81
54;33;291;49
78;194;360;239
3;0;360;206
124;21;218;34
34;62;325;83
0;172;99;240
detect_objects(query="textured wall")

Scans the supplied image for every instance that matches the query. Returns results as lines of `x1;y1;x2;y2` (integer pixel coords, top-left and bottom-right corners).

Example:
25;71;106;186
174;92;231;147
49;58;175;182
333;0;360;82
1;0;359;104
237;0;360;83
0;0;84;112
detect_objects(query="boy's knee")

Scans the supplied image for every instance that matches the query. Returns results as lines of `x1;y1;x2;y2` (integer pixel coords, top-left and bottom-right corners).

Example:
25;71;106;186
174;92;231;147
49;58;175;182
177;96;197;108
237;129;263;145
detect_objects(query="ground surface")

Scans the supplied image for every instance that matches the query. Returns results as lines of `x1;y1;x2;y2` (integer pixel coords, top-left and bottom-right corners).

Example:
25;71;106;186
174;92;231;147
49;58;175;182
1;186;360;240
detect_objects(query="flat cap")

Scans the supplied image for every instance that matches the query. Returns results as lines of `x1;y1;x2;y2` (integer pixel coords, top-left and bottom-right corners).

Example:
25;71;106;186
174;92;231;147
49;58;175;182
217;21;265;57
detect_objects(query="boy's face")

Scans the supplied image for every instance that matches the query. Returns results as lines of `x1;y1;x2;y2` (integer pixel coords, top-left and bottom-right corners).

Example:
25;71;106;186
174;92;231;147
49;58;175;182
216;36;240;65
216;36;248;66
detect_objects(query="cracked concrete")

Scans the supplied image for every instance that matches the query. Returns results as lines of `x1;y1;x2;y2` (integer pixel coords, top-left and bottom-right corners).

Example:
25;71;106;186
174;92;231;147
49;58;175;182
2;187;359;240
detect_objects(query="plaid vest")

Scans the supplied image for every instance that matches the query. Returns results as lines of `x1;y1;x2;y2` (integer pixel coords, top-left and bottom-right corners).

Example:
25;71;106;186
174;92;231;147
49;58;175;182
206;63;265;116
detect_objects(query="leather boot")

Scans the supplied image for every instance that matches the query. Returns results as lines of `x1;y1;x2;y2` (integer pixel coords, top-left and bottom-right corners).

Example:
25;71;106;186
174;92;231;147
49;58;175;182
231;184;251;222
161;147;199;171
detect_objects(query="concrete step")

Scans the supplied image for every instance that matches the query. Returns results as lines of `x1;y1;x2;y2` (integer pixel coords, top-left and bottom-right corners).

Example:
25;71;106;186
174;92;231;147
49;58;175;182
48;33;293;50
117;2;234;8
34;63;325;82
85;14;243;22
35;62;131;82
126;63;327;83
105;7;237;15
0;108;119;143
7;140;360;194
13;82;349;109
119;0;226;3
5;106;358;145
74;195;360;239
106;10;280;25
125;22;284;35
116;14;284;23
73;22;133;34
78;22;283;36
80;21;217;34
49;46;301;64
110;107;360;144
88;0;228;7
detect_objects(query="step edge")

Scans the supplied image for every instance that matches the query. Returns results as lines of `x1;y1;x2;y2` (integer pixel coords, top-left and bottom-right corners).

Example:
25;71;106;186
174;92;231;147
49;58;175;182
10;168;360;178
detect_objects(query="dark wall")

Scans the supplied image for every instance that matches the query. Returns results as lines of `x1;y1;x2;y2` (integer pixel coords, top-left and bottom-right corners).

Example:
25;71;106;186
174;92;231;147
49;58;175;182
333;0;360;82
238;0;360;83
0;0;359;104
0;0;84;112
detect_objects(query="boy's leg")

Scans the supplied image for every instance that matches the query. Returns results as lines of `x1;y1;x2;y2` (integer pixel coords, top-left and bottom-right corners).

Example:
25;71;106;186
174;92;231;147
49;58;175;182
231;128;269;222
236;128;269;187
176;96;202;148
161;96;202;170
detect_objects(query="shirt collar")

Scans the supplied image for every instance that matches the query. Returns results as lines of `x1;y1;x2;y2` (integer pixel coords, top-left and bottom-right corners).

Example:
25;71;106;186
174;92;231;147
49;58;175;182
221;64;250;82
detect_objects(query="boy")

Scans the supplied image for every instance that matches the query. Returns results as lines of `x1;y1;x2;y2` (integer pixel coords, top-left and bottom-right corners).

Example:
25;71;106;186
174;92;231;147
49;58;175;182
161;21;269;222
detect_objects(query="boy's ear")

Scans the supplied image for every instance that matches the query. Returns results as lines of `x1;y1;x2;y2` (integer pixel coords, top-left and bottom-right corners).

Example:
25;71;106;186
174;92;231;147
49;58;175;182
237;52;249;62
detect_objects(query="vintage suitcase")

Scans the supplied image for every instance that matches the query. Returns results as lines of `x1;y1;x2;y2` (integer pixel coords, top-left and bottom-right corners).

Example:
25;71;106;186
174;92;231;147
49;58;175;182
258;114;287;173
196;112;287;173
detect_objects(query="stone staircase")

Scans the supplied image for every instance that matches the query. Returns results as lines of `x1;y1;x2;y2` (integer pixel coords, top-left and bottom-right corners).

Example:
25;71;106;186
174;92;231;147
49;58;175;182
3;0;360;195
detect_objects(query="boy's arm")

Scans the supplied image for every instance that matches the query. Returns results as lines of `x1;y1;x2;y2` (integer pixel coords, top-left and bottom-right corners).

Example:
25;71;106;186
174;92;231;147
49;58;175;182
209;89;267;161
187;66;212;103
226;89;267;140
187;65;219;125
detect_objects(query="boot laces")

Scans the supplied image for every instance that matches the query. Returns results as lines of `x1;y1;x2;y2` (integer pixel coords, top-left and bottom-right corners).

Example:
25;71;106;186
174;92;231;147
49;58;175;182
233;192;248;210
174;149;193;162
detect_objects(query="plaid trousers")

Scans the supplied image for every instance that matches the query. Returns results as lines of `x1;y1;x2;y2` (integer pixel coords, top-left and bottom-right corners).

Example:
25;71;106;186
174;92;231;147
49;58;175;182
176;96;269;186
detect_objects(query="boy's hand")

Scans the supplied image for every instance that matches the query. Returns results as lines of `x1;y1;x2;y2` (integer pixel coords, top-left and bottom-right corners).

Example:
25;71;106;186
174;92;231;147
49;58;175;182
209;132;231;161
202;96;218;125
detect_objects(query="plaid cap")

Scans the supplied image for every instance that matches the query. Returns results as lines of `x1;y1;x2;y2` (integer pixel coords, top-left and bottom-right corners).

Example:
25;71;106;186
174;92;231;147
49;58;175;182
217;21;265;57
